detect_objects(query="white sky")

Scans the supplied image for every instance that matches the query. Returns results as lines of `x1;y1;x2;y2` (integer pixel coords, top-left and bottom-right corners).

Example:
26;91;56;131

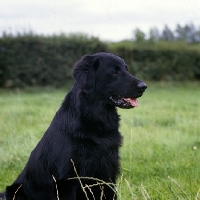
1;0;200;41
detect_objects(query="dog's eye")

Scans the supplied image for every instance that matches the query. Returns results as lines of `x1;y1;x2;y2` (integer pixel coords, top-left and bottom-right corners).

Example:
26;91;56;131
112;69;118;75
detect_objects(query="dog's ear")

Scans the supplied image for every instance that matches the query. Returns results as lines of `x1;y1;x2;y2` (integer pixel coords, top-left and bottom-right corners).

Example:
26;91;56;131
73;54;99;94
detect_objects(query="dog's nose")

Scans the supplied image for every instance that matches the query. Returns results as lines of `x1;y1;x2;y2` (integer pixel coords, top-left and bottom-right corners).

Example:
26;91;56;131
138;82;147;90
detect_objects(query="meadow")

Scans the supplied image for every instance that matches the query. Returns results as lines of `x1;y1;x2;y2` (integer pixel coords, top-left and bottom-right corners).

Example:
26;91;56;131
0;82;200;199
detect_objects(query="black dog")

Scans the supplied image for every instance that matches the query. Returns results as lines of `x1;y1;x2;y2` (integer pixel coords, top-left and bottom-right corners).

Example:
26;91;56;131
0;52;147;200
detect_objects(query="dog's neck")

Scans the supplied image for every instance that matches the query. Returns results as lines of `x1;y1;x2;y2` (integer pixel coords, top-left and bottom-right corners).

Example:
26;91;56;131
62;85;120;133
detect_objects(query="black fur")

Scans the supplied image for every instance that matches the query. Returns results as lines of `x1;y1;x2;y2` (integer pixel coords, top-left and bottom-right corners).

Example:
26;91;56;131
0;52;147;200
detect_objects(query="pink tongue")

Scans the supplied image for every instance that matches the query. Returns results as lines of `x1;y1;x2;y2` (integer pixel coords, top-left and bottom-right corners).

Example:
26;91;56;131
124;98;138;107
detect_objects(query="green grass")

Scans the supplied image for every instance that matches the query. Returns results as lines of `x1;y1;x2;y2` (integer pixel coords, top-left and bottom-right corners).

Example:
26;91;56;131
0;82;200;199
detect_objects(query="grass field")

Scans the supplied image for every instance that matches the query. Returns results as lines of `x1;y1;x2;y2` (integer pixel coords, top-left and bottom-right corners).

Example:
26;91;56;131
0;82;200;199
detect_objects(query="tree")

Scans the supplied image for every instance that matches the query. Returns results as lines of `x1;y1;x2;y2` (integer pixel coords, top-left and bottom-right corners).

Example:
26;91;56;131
175;23;200;43
161;25;174;41
185;23;200;43
149;27;160;43
134;28;145;44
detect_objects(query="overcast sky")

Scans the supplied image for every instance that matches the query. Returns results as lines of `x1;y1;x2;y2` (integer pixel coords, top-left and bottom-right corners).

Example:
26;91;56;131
1;0;200;41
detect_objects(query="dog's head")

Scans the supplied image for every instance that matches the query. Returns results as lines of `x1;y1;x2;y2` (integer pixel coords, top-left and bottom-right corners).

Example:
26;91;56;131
73;52;147;109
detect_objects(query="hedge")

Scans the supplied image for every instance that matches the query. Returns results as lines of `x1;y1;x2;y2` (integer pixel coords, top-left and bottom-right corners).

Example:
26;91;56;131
125;49;200;81
109;42;200;81
0;34;107;87
0;35;200;88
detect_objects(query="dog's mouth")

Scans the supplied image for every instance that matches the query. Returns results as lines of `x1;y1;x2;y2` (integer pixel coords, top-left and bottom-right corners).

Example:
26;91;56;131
109;95;138;109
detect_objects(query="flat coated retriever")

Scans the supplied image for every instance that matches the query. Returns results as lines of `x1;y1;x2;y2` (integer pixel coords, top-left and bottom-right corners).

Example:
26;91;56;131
0;52;147;200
